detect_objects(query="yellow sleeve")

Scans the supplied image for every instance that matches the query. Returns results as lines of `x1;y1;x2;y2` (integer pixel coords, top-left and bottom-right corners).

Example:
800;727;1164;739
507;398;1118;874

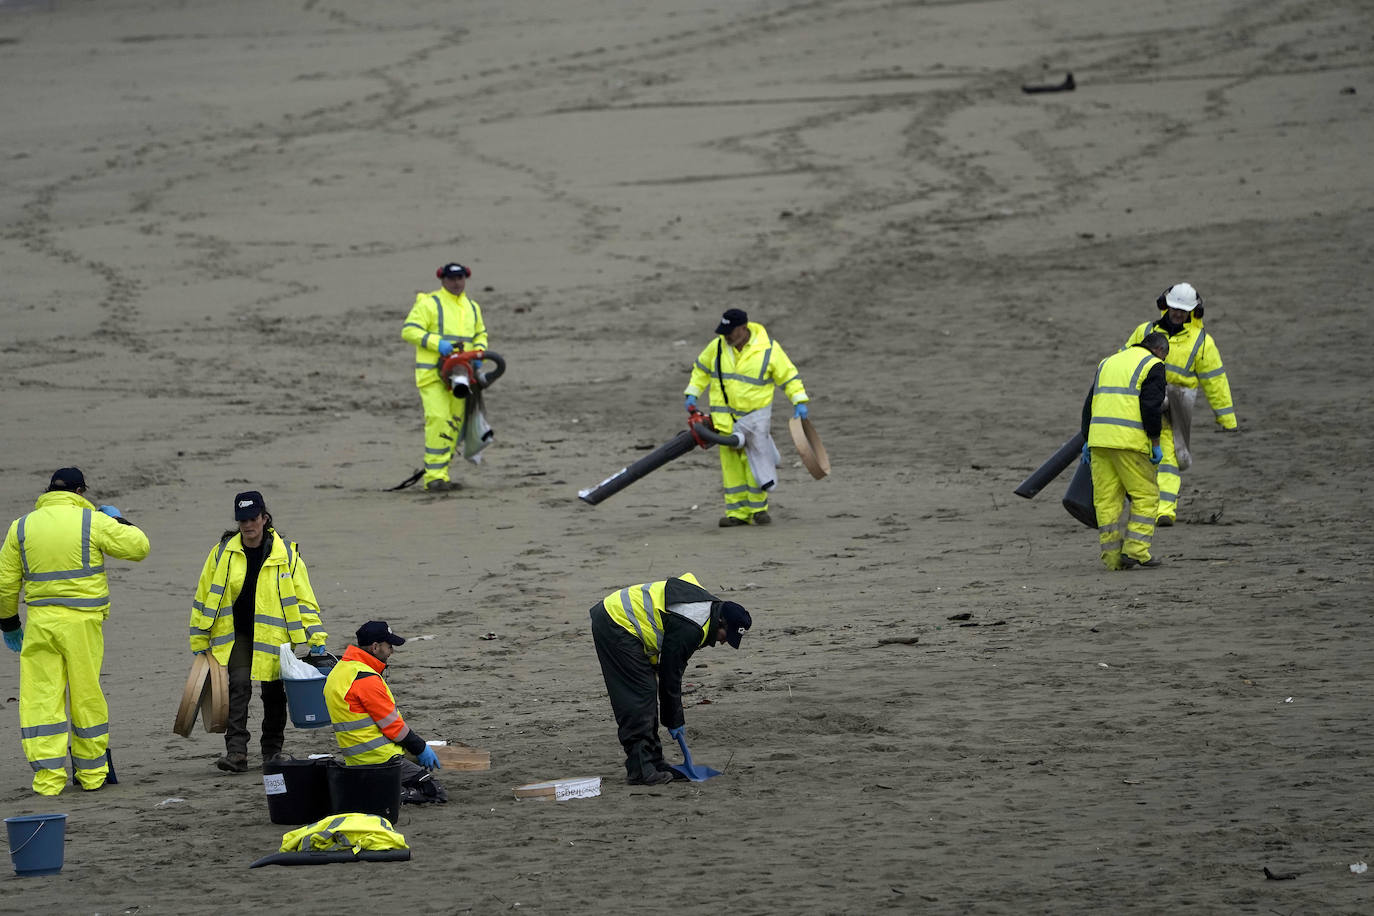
1195;336;1237;429
189;544;221;652
685;339;715;397
769;340;808;404
0;522;22;621
469;300;488;351
92;514;150;564
290;549;327;648
401;293;438;350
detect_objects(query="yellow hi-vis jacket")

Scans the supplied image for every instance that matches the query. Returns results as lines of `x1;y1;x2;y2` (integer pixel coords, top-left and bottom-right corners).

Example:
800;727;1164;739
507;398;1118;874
1124;314;1237;429
280;813;407;853
0;491;150;623
324;645;416;765
188;530;325;681
684;322;808;435
401;287;487;387
603;573;712;665
1088;347;1164;453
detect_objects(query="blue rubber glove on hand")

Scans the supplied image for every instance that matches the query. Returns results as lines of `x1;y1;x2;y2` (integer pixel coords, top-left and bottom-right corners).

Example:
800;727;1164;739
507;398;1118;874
98;505;122;518
794;403;808;420
192;649;207;655
668;726;685;742
3;629;22;653
684;394;697;412
437;340;455;357
309;645;327;656
1150;444;1164;465
1081;443;1091;465
417;746;442;770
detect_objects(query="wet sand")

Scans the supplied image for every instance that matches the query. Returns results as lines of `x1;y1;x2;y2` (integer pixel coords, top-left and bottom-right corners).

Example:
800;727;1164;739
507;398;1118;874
1;0;1372;912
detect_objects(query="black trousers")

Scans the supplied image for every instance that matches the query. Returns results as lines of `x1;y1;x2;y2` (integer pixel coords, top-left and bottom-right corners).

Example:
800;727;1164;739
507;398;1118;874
224;666;287;759
590;603;666;781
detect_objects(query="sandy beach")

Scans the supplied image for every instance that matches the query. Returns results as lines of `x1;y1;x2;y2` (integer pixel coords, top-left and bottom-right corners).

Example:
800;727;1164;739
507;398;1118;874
2;0;1372;912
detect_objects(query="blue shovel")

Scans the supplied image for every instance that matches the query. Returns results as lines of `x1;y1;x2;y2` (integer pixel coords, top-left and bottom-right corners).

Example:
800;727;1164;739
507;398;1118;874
667;731;722;782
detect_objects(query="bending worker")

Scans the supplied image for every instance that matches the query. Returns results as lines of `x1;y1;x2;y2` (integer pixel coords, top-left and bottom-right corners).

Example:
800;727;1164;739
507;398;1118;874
1081;332;1170;571
1121;282;1239;526
324;621;444;799
684;308;809;527
189;491;327;773
400;261;488;492
590;573;752;785
0;467;150;795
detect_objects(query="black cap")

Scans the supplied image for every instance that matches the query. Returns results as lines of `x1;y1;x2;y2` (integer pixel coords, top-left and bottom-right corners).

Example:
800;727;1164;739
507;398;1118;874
233;490;267;521
356;621;406;647
48;467;86;492
719;601;752;649
714;308;748;335
436;262;470;279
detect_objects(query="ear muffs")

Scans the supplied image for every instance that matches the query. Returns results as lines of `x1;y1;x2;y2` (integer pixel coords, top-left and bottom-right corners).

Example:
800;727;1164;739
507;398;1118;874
1157;289;1170;310
436;264;471;280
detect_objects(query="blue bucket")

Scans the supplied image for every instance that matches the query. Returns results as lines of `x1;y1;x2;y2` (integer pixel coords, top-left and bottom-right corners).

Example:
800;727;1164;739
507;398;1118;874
5;813;67;877
283;676;331;729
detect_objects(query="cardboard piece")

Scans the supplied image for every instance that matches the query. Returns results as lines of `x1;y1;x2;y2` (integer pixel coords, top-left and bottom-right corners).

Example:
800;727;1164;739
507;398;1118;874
513;777;602;801
788;416;831;479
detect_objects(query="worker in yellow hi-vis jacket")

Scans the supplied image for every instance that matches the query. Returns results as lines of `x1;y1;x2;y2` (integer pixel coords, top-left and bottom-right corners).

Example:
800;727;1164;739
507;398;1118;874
400;261;488;492
1121;282;1239;525
684;308;809;527
1081;334;1171;571
0;467;150;796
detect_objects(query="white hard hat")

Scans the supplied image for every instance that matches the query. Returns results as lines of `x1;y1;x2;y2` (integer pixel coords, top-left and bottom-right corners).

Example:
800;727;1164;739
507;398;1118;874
1163;282;1201;312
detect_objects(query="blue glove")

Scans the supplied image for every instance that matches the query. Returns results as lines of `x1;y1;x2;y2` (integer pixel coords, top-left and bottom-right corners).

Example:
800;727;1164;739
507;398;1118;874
309;645;327;656
98;505;122;518
684;394;697;412
1081;443;1091;465
668;726;685;742
417;746;442;770
192;649;207;655
3;629;22;653
793;403;808;420
473;358;483;371
1150;444;1163;465
437;340;455;357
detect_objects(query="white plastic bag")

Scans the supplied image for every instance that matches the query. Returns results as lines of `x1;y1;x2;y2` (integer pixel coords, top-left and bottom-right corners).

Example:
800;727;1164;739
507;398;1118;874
279;643;324;680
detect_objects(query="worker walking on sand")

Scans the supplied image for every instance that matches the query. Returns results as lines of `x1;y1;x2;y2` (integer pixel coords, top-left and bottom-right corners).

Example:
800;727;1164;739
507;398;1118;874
401;261;488;492
0;467;150;795
590;573;751;785
324;621;446;804
684;308;809;526
1121;282;1239;525
189;491;327;773
1081;333;1171;571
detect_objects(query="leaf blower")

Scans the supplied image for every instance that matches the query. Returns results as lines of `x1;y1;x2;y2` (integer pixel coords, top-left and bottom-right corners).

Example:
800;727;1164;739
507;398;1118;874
579;406;739;505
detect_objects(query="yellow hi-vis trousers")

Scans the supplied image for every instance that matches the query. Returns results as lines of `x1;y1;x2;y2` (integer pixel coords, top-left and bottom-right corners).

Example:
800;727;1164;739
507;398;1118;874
19;608;109;795
1156;422;1180;522
1089;447;1159;571
417;381;466;486
719;445;768;521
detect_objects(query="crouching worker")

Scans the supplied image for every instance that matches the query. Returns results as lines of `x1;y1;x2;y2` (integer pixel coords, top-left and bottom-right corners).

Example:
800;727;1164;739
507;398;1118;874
323;621;447;804
590;573;751;785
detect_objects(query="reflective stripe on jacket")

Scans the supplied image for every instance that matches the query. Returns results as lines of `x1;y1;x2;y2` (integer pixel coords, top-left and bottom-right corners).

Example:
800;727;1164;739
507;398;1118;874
1088;347;1164;453
323;645;411;766
401;288;487;386
188;529;325;681
603;572;711;665
1124;316;1237;428
684;322;808;434
0;491;150;622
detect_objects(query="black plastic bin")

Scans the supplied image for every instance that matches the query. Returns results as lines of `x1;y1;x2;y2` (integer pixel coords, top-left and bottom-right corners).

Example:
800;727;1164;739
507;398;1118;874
263;755;333;825
326;756;402;823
